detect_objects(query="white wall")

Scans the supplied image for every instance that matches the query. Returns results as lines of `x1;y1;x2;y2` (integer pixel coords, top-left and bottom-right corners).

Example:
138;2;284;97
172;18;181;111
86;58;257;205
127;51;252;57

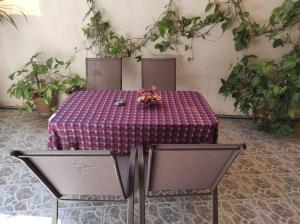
0;0;291;114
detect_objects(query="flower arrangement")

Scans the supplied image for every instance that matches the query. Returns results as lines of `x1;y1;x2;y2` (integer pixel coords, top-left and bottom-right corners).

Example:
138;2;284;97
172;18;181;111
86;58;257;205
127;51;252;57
137;86;161;107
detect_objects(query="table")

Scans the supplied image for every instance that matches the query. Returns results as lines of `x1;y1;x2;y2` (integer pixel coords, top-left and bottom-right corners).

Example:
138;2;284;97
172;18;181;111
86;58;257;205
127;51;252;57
48;90;218;155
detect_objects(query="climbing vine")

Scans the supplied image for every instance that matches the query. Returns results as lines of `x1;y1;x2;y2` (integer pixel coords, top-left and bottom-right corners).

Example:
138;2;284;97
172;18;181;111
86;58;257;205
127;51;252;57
82;0;300;59
82;0;236;60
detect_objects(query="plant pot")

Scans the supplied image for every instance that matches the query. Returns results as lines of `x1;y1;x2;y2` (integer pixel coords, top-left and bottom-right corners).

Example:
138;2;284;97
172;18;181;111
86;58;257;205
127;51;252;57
32;94;58;116
32;98;52;115
252;107;267;121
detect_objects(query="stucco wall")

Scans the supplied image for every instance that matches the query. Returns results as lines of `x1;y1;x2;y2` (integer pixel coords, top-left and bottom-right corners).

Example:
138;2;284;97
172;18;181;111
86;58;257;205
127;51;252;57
0;0;291;114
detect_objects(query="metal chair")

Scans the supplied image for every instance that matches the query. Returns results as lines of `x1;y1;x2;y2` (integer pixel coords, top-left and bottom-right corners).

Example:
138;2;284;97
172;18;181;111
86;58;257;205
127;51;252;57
138;144;246;224
86;58;122;90
141;58;176;90
11;148;136;224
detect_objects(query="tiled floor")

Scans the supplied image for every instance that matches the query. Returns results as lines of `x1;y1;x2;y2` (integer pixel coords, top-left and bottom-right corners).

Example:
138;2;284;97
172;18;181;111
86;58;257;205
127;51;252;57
0;109;299;224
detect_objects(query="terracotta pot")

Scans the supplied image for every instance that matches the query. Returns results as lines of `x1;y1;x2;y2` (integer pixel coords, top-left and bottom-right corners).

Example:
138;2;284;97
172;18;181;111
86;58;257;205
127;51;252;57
252;107;270;121
32;98;52;115
32;94;58;116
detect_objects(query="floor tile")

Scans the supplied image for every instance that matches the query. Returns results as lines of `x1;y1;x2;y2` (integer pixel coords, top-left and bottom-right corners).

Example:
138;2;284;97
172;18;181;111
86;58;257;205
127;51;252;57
286;198;300;217
0;165;23;186
265;173;300;198
179;200;213;224
0;184;40;212
253;199;300;224
29;185;69;210
62;207;104;224
240;174;283;199
143;202;182;224
219;174;249;200
220;200;263;224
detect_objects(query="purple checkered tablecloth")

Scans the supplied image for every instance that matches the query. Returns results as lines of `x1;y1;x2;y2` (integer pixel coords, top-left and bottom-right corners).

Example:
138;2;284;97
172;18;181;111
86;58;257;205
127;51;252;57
48;90;218;155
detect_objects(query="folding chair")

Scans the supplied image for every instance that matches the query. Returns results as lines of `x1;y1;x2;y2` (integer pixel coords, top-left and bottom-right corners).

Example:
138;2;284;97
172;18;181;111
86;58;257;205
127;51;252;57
86;58;122;90
11;148;136;224
138;144;246;224
141;58;176;90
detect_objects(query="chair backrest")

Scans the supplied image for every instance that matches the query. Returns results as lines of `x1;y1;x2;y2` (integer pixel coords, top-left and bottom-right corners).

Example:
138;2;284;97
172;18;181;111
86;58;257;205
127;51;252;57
86;58;122;90
11;150;127;199
141;58;176;90
146;144;246;193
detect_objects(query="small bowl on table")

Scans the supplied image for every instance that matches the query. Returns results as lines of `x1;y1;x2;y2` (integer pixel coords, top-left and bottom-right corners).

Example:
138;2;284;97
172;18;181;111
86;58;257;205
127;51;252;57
137;87;161;108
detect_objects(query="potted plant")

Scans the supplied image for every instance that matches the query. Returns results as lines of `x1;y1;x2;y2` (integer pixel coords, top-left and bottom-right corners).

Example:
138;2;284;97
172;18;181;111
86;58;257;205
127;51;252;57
7;53;85;115
219;47;300;135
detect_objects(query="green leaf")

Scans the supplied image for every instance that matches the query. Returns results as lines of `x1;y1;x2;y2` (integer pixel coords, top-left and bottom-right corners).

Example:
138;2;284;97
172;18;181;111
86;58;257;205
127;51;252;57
65;61;71;69
221;18;232;32
292;92;300;105
282;60;297;71
242;12;250;18
9;72;16;80
205;2;214;12
155;21;167;37
181;16;192;27
46;58;53;68
251;76;261;87
273;86;281;95
261;61;273;75
55;58;65;65
233;22;250;51
154;41;172;52
45;88;52;99
288;106;296;119
273;39;284;48
135;55;142;62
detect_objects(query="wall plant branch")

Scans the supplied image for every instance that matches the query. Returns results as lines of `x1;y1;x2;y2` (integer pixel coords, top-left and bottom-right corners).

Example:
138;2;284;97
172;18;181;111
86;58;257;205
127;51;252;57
82;0;240;60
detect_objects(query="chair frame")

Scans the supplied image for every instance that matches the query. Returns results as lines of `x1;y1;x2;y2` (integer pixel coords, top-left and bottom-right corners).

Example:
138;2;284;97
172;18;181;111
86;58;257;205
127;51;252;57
141;58;176;90
86;57;122;90
11;149;136;224
138;144;246;224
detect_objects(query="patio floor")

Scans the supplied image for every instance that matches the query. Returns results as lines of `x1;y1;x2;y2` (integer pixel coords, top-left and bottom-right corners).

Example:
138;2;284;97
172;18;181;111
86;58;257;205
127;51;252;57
0;108;299;224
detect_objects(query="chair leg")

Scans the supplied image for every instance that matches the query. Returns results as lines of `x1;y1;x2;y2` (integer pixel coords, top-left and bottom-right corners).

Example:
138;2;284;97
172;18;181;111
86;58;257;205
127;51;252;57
213;187;218;224
127;195;134;224
138;146;145;224
52;197;58;224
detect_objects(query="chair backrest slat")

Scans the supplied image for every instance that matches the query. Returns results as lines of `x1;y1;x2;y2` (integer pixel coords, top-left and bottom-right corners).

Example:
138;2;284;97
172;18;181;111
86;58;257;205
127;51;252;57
146;144;245;193
141;58;176;90
86;58;122;90
12;150;126;198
